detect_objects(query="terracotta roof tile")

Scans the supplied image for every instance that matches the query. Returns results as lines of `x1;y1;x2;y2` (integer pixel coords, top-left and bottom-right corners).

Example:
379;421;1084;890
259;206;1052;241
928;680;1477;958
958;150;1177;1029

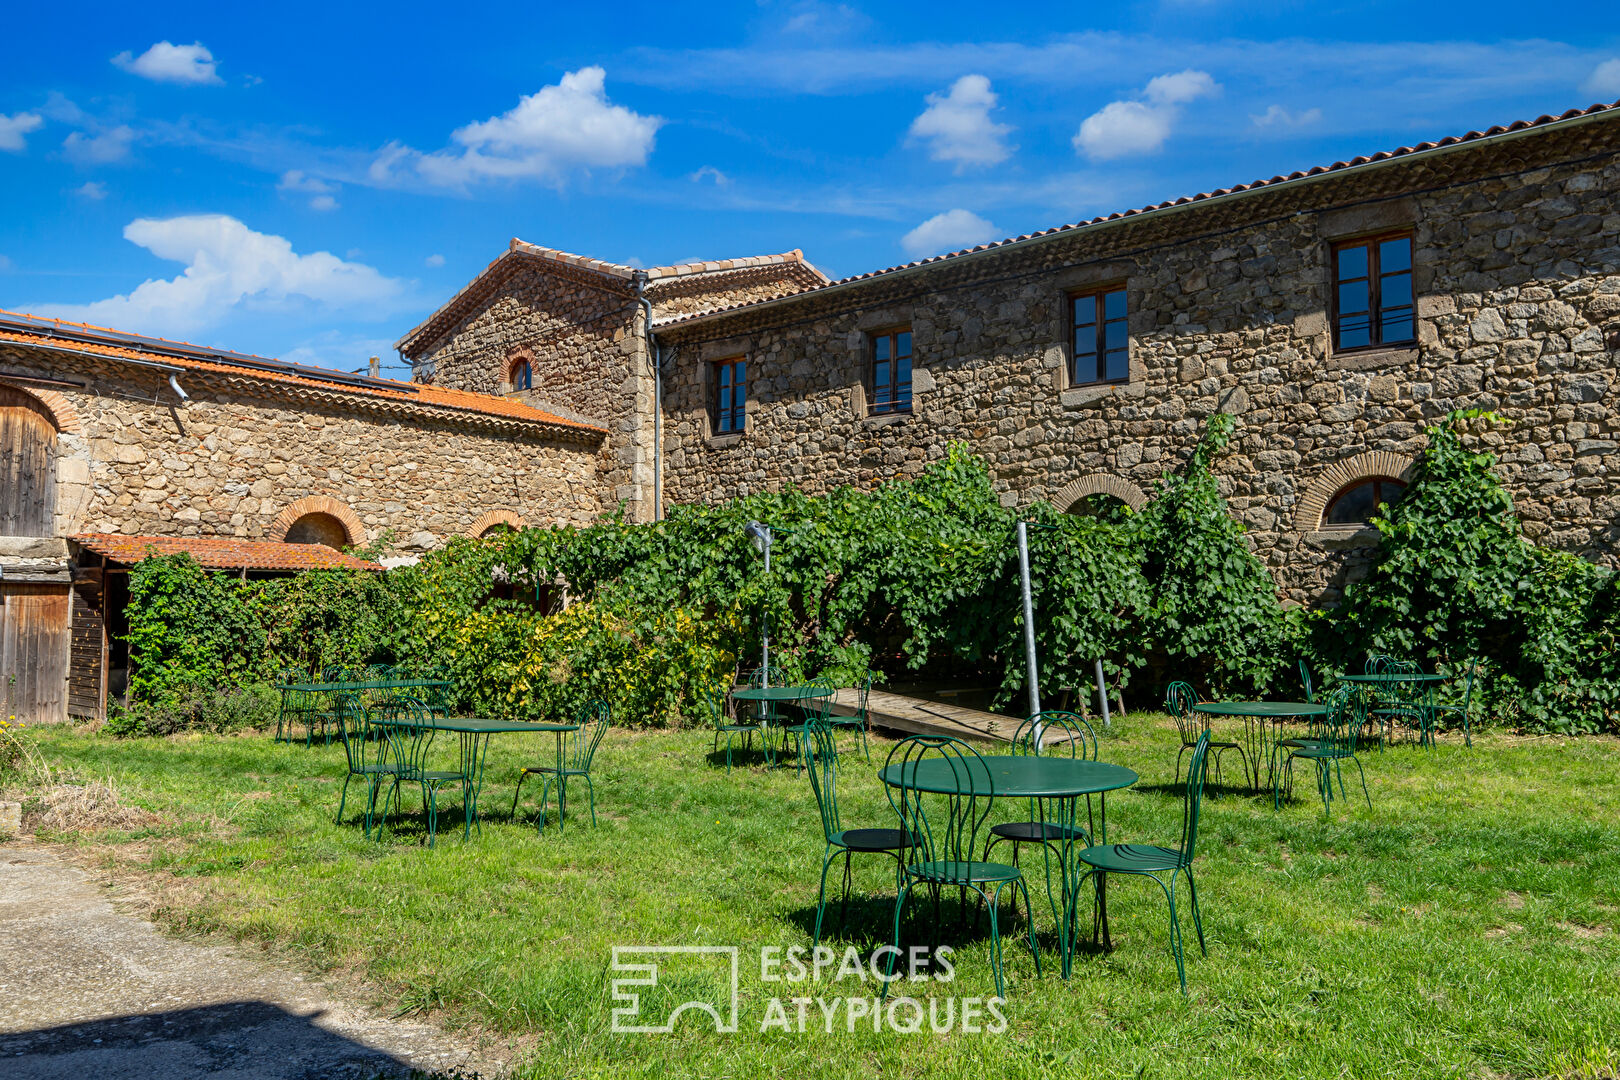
0;315;604;437
655;98;1620;331
72;534;383;572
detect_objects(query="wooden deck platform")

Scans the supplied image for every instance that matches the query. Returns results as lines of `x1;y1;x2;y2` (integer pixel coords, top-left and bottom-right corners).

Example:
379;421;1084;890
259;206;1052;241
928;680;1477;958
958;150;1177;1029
829;687;1026;745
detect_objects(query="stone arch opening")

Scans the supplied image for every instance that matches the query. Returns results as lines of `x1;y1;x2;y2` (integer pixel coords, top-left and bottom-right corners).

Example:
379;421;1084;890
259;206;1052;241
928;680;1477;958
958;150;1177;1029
283;512;350;548
0;382;60;536
468;509;526;538
1051;473;1149;517
270;496;366;548
1067;492;1136;523
1295;450;1416;532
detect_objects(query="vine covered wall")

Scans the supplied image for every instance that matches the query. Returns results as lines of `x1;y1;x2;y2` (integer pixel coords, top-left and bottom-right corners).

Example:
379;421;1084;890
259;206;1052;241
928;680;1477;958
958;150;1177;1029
119;414;1620;735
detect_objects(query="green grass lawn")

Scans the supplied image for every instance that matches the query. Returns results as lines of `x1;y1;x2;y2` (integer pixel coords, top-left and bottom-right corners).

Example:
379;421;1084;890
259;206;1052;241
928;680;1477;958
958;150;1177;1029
13;715;1620;1080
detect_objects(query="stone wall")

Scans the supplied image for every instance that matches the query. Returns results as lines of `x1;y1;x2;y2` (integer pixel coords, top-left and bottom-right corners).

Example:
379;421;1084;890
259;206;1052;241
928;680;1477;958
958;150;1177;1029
656;126;1620;605
0;349;604;553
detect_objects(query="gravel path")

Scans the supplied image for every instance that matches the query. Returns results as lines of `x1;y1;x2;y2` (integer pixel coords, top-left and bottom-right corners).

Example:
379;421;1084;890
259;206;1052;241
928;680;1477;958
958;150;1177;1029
0;843;509;1079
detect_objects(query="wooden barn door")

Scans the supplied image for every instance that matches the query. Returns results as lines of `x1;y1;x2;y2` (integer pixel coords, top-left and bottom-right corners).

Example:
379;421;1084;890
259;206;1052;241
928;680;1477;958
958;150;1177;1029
67;579;108;721
1;383;69;721
0;384;58;536
0;585;70;723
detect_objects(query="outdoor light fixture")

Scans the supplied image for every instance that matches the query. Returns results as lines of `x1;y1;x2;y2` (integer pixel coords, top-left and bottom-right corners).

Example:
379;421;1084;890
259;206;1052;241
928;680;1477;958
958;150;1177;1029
744;520;770;555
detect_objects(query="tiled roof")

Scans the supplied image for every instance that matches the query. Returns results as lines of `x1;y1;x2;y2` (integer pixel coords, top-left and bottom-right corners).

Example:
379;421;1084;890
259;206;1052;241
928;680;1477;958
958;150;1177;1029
394;240;828;355
71;533;383;572
656;98;1620;331
0;314;605;439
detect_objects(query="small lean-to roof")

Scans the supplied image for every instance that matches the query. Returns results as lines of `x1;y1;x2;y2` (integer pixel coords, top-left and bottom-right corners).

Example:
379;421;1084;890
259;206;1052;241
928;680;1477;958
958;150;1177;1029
654;98;1620;332
72;534;383;572
394;239;828;356
0;310;605;441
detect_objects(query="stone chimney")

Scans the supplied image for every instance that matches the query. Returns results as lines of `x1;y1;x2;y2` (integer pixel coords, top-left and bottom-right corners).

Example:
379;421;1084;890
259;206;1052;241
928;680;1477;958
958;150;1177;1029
368;356;380;378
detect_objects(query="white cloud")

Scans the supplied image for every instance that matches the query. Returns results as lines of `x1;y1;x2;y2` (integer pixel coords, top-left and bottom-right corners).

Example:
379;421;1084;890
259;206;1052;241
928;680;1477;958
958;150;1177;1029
1074;68;1218;160
377;67;662;189
907;74;1014;171
689;165;731;186
112;41;222;86
1585;58;1620;99
425;253;446;267
1251;104;1323;129
35;215;405;336
901;208;998;258
0;111;44;152
278;169;340;210
62;125;135;165
74;181;107;200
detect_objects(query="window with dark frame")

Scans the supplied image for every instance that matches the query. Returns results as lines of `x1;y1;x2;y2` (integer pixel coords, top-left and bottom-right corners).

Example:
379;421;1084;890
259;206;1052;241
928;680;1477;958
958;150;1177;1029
712;356;747;435
509;359;532;390
1070;287;1129;387
869;328;912;414
1332;233;1415;351
1323;477;1406;527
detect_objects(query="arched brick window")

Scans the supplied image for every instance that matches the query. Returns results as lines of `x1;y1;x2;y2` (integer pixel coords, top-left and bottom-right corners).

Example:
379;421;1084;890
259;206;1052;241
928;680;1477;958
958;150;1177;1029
507;347;533;391
270;496;365;548
1323;477;1407;528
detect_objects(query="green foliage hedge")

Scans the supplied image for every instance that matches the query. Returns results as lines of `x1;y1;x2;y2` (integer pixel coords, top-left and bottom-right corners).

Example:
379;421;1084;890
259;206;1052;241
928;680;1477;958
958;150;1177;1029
119;412;1620;734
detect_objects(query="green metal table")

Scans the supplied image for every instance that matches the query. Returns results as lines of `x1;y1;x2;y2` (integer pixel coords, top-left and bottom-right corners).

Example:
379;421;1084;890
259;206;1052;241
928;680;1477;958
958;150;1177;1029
1339;673;1451;747
1192;700;1326;793
878;756;1139;977
370;715;578;842
274;678;452;746
731;685;826;766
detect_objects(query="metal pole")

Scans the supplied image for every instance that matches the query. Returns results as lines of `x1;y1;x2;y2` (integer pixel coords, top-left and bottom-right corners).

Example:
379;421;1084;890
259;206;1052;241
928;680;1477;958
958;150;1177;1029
1017;521;1041;725
761;528;771;686
1094;658;1112;730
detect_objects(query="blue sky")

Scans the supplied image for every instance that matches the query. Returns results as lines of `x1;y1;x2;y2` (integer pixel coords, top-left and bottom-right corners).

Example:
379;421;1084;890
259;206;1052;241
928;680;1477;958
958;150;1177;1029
1;1;1617;377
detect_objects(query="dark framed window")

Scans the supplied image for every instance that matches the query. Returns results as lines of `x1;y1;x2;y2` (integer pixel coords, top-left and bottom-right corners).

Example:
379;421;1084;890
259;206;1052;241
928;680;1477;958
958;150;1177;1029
1323;477;1406;527
1070;287;1128;386
1332;233;1414;351
509;359;532;390
712;356;746;434
869;328;912;414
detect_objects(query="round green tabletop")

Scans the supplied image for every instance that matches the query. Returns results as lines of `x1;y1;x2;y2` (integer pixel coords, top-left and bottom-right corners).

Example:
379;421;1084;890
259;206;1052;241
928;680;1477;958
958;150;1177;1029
731;685;827;703
1193;700;1326;718
1339;673;1449;684
879;756;1137;799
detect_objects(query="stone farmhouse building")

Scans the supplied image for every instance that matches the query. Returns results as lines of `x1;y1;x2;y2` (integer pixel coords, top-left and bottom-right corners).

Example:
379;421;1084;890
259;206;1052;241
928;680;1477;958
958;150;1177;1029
2;98;1618;721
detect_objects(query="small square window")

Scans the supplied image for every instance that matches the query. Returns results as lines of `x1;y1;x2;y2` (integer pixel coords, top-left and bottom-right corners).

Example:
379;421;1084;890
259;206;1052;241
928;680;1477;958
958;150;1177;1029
1070;287;1129;387
712;357;746;434
1331;233;1415;351
869;328;912;414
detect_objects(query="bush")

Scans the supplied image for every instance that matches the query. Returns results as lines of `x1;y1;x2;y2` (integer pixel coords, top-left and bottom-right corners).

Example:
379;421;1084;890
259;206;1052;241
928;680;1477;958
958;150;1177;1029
105;683;279;738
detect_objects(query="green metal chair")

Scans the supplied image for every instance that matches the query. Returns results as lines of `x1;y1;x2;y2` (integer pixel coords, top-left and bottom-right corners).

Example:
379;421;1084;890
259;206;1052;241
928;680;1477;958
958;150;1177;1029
780;675;834;773
704;680;763;773
881;735;1041;1000
804;718;912;946
1071;729;1211;994
1369;658;1423;747
825;672;874;761
1274;684;1371;815
984;711;1097;936
512;699;610;832
1167;681;1245;789
332;692;403;839
373;694;468;847
744;665;788;726
1434;659;1480;747
1298;659;1315;703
